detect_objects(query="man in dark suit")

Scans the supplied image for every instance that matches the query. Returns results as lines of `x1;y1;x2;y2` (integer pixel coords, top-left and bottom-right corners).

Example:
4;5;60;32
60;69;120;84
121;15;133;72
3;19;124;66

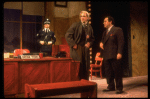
65;11;95;80
100;16;124;94
36;18;56;56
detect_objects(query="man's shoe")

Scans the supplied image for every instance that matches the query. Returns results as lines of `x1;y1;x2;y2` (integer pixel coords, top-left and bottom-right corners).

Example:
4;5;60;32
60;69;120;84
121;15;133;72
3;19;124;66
103;88;115;92
116;90;123;94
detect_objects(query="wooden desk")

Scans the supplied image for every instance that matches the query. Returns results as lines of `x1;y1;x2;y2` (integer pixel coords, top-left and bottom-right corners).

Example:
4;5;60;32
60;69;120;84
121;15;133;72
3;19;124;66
4;57;80;96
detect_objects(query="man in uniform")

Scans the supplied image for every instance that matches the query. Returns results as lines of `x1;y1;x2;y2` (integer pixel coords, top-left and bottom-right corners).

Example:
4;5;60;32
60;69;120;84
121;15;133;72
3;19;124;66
36;18;56;56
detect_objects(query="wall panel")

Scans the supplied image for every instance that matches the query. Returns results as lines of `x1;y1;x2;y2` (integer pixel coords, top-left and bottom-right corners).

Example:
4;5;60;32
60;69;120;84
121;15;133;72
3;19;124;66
130;1;148;76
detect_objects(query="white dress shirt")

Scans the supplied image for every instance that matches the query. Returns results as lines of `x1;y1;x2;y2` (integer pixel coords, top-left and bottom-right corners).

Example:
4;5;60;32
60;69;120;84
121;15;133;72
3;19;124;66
107;25;114;32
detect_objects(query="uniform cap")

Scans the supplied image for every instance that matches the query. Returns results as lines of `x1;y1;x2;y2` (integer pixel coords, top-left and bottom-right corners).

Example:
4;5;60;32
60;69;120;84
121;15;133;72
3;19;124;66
44;18;51;24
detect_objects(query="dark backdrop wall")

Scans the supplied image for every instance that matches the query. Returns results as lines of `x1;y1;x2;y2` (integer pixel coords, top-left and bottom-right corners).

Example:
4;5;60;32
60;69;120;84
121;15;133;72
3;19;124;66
91;1;130;77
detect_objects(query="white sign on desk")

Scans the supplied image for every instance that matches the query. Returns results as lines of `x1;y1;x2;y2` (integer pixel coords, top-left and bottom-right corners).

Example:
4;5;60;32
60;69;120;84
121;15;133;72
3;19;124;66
4;53;10;58
20;55;40;59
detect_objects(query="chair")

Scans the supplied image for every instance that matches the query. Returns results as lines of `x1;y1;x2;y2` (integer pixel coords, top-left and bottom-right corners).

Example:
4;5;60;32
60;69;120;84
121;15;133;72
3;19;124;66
59;45;70;58
13;49;30;56
89;52;103;79
52;37;70;58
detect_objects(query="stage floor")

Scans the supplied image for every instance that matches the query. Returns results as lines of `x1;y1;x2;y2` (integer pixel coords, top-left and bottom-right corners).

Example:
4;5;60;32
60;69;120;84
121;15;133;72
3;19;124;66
4;75;148;98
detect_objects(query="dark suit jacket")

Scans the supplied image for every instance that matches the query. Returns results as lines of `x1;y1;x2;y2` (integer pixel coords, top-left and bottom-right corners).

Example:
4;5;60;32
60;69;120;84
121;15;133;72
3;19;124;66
65;22;95;61
36;30;56;52
101;26;124;60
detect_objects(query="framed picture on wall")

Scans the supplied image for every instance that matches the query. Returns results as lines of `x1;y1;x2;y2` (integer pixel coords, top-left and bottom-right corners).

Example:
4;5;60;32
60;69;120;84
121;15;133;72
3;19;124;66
55;1;67;7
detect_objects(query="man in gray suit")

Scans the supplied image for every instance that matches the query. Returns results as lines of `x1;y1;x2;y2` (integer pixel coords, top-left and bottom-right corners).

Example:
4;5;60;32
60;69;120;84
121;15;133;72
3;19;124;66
65;11;95;80
100;16;124;94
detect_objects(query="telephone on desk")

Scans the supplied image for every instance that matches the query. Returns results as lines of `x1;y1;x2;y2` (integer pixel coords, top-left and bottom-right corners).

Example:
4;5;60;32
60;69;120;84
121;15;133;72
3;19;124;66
55;51;66;58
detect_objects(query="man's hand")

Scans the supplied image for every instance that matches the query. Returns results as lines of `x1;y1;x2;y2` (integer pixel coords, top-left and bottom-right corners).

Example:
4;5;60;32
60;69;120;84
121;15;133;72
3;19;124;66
100;42;104;50
85;42;90;48
117;53;122;60
86;35;89;39
48;41;52;45
40;41;44;45
73;44;77;49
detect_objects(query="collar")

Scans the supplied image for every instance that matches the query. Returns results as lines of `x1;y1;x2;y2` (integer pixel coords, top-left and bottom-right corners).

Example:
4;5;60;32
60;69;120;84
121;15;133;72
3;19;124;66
43;28;50;32
108;25;114;32
81;21;88;26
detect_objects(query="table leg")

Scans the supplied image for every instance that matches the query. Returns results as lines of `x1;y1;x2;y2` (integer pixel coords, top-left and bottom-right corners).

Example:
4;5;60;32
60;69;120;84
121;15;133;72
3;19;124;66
89;85;97;98
25;84;30;98
80;92;89;98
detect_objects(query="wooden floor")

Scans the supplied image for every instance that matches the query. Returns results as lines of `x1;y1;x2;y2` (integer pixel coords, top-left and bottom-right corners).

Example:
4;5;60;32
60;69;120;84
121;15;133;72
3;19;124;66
4;75;148;98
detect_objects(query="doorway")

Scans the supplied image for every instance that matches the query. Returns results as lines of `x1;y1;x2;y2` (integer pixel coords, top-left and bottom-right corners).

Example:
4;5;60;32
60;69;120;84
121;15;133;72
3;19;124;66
91;1;131;77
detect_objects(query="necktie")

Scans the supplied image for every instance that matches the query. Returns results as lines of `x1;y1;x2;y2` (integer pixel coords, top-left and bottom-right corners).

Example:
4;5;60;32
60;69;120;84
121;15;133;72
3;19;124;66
106;30;109;35
84;26;88;35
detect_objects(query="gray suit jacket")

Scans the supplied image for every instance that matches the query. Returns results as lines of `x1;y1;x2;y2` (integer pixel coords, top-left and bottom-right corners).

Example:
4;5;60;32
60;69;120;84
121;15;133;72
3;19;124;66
65;22;95;61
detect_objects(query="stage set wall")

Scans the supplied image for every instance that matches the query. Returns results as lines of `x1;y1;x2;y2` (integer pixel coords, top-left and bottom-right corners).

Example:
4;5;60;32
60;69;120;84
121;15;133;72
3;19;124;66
45;1;86;45
130;2;148;77
4;1;148;77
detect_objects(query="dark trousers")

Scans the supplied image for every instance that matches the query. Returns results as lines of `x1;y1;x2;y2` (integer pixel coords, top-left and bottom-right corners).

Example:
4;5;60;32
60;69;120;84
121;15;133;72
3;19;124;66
76;45;89;80
40;45;52;57
104;59;123;90
42;51;51;57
